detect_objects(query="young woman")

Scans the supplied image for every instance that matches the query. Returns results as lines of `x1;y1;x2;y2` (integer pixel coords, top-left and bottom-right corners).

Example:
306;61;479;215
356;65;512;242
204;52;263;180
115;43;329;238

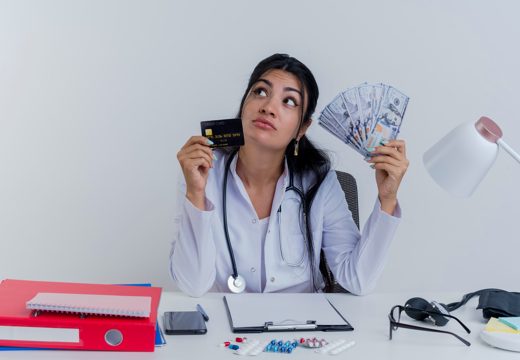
170;54;408;297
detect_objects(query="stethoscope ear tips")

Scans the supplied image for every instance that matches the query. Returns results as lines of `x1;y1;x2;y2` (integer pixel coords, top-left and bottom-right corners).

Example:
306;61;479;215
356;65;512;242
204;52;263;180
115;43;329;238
228;275;246;293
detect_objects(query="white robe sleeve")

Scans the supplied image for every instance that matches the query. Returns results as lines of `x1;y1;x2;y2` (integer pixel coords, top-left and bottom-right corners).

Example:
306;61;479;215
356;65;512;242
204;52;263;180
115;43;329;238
320;172;401;295
169;182;218;297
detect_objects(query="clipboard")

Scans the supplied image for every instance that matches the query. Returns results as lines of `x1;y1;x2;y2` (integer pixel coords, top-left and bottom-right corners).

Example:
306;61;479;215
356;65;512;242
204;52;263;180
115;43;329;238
223;293;353;333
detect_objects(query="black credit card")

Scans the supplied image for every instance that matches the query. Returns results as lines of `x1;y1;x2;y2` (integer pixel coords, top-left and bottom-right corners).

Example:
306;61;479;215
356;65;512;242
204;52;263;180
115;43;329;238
200;118;244;148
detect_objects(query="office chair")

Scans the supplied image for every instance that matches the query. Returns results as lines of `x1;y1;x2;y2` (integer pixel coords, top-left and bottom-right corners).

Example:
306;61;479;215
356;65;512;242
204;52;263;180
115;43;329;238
319;170;359;293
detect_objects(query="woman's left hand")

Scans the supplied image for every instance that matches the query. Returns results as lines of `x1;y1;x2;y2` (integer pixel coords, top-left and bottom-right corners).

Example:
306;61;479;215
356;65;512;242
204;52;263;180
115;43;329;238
366;139;409;214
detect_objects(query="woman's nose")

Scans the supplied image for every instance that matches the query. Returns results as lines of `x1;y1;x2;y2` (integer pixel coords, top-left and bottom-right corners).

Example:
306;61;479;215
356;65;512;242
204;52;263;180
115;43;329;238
260;97;276;117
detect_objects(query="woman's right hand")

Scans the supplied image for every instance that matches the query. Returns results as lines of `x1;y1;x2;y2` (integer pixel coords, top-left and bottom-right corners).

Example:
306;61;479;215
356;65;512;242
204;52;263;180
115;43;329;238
177;136;215;209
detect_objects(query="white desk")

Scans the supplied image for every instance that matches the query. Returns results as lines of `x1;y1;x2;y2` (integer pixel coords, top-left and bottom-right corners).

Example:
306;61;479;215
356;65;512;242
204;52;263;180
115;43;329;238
0;291;515;359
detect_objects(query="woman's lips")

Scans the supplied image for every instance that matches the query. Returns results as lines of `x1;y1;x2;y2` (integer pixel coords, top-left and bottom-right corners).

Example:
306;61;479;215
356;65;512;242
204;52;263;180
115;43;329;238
253;118;276;130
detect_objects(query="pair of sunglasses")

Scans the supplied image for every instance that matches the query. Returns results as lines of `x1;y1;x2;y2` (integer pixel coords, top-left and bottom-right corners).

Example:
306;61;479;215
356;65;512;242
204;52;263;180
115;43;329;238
388;305;471;346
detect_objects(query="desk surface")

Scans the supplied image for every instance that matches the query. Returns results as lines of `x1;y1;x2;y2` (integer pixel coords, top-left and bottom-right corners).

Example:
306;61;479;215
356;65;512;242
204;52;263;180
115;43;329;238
0;291;516;359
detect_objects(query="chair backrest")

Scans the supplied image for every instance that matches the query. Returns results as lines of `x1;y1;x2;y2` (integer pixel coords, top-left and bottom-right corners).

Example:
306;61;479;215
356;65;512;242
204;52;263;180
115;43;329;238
335;171;360;229
319;170;360;293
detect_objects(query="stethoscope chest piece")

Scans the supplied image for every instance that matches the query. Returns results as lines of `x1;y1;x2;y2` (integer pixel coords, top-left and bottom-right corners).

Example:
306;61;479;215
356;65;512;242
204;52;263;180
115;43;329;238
227;275;246;293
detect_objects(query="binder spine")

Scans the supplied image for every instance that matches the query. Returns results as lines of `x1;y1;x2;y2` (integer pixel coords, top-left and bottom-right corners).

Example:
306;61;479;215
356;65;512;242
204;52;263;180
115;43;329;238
0;319;156;351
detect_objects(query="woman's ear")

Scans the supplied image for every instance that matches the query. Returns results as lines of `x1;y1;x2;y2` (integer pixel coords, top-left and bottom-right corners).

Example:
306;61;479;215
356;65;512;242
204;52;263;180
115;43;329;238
297;119;313;140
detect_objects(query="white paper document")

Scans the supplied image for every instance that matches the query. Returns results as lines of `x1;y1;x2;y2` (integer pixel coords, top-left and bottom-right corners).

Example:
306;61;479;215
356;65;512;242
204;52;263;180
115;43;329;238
224;293;352;332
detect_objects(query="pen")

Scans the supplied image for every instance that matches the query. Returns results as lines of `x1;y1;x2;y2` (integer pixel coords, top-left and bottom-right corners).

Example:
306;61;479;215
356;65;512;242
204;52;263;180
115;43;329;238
197;304;209;321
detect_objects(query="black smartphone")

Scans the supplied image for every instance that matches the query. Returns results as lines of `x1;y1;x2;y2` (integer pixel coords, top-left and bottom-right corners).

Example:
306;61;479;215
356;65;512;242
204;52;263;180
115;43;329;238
163;311;207;335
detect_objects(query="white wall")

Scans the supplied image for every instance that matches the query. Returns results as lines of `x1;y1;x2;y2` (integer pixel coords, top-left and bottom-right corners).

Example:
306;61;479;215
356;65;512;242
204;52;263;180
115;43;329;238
1;0;519;294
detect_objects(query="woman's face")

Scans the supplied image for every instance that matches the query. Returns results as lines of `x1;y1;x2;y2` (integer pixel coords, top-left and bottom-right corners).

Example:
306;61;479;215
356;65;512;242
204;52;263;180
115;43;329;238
241;69;308;152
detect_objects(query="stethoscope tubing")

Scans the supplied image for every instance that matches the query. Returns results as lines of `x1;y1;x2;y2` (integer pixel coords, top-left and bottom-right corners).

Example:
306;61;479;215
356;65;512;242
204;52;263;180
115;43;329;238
223;149;240;280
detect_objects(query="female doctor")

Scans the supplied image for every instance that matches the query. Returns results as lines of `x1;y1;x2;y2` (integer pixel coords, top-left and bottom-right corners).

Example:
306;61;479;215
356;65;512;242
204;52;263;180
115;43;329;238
170;54;409;297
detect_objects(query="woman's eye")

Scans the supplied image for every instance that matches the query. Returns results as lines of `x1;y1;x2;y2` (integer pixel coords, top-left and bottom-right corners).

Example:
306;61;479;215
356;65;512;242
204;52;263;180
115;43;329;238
253;88;267;97
284;98;298;107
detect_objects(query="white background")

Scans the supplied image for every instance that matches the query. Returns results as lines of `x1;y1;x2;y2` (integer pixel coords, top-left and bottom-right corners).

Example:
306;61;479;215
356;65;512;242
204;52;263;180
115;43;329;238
1;0;519;294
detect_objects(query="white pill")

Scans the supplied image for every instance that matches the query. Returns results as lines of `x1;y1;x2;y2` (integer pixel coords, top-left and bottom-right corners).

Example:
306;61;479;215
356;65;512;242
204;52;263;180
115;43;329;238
247;340;271;356
315;339;347;354
234;340;260;355
329;340;355;355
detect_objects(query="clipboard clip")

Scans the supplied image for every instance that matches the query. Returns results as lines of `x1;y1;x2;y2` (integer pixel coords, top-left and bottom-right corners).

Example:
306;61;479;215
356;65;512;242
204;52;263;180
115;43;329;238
264;319;317;331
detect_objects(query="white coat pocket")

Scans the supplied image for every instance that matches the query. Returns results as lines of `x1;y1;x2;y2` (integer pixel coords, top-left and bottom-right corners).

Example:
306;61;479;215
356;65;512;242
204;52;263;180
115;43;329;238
279;233;306;268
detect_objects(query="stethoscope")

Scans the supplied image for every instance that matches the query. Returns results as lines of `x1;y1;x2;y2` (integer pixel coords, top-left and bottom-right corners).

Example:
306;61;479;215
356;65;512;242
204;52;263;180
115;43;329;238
222;149;306;293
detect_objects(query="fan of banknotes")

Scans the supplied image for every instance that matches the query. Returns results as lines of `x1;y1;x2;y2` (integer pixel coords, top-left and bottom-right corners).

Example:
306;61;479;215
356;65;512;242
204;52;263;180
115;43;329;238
318;83;409;157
